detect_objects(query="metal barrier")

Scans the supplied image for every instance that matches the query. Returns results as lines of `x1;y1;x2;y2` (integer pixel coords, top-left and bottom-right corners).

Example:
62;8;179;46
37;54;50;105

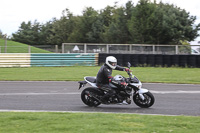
31;53;99;67
0;53;31;67
0;53;99;67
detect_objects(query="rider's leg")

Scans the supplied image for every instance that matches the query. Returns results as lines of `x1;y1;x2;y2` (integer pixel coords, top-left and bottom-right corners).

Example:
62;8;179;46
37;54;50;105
100;84;116;103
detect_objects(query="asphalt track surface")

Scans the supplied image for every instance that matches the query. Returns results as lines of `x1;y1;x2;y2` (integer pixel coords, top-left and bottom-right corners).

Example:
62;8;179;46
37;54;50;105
0;81;200;116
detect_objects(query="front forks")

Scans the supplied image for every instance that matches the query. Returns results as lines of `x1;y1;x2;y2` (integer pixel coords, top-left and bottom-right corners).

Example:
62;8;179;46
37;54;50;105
139;94;145;100
135;88;149;101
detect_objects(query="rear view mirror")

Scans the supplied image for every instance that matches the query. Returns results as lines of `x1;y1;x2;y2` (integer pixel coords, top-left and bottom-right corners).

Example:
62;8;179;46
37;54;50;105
127;62;131;68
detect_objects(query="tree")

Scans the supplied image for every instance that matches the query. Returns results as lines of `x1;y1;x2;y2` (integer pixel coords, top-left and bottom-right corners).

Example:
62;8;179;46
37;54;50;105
128;0;200;44
47;9;77;45
155;3;200;44
12;20;44;45
102;5;131;44
128;0;157;44
99;6;114;27
39;21;53;45
12;21;33;44
75;7;100;43
12;1;200;45
125;0;135;20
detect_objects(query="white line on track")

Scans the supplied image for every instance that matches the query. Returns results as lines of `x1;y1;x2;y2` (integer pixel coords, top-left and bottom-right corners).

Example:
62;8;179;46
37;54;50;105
0;93;81;96
0;81;199;86
0;109;179;116
0;90;200;95
151;90;200;94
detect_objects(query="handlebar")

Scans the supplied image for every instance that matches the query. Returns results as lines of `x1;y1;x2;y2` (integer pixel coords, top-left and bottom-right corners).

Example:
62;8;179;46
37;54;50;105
126;69;132;77
126;62;133;83
126;70;133;84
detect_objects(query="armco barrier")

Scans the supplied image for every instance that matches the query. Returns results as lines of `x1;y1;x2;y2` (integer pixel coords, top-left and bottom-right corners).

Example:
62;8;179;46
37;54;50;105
0;53;98;67
0;53;31;67
99;54;200;67
31;53;98;66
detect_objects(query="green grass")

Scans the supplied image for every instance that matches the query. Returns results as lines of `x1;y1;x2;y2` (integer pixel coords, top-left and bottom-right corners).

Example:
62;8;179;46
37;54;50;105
0;66;199;84
0;112;199;133
0;67;199;132
0;39;51;53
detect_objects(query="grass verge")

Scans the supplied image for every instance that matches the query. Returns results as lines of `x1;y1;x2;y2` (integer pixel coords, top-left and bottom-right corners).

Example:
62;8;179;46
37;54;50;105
0;112;200;133
0;39;51;53
0;66;199;84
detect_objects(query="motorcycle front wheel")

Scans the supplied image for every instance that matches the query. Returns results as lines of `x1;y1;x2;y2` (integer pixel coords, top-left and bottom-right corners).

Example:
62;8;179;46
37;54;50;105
133;91;155;108
81;87;102;107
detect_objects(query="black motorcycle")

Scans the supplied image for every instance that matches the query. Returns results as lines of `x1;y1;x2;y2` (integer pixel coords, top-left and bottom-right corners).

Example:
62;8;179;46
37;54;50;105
78;62;155;108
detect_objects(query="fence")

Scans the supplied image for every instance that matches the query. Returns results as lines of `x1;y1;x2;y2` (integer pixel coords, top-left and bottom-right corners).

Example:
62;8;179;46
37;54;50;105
0;53;98;67
0;45;59;53
62;43;200;55
1;42;200;54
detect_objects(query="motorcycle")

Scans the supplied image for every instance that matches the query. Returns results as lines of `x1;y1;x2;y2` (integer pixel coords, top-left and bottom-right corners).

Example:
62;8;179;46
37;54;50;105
78;62;155;108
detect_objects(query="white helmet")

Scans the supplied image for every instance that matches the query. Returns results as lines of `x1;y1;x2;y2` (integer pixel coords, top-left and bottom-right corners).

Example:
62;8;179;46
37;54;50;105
105;56;117;69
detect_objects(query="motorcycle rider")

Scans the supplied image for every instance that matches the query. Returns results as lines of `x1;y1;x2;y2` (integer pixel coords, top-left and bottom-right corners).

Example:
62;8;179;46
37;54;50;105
96;56;131;103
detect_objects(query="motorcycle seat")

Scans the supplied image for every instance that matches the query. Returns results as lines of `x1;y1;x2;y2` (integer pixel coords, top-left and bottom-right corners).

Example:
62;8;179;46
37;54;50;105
85;77;96;83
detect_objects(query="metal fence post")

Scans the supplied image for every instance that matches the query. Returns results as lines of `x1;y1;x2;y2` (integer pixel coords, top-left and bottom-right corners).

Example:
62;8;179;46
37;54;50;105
55;45;58;53
153;45;155;54
62;43;64;53
4;34;7;53
106;44;109;53
176;45;179;54
28;46;31;53
129;44;132;53
84;44;87;53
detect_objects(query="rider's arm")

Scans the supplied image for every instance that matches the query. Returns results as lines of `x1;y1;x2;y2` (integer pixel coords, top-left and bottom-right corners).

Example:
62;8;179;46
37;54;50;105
115;65;125;71
115;65;131;72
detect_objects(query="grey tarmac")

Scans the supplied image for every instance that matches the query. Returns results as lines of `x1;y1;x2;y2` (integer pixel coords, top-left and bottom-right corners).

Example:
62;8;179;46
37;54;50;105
0;81;199;116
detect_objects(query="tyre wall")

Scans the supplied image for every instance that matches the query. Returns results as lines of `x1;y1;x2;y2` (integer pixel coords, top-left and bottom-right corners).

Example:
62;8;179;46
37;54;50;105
99;54;200;68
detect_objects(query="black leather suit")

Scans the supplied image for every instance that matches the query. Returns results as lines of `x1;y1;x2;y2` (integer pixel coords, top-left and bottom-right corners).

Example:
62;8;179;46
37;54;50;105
96;63;125;102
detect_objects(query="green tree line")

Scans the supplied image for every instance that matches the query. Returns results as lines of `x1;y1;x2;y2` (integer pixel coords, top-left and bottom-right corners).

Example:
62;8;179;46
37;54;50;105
11;0;200;46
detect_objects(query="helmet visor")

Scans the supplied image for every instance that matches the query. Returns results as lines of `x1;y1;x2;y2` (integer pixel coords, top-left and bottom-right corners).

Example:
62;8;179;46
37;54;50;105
109;61;116;67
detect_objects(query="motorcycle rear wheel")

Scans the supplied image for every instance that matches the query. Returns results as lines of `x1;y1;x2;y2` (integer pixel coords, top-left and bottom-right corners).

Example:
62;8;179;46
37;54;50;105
81;88;102;107
133;91;155;108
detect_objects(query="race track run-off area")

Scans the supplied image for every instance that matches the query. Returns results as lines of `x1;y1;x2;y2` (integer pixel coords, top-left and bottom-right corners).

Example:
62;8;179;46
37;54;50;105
0;81;200;116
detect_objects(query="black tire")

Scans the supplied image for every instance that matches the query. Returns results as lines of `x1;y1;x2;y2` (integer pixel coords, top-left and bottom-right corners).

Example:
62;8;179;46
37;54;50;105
81;87;102;107
133;91;155;108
